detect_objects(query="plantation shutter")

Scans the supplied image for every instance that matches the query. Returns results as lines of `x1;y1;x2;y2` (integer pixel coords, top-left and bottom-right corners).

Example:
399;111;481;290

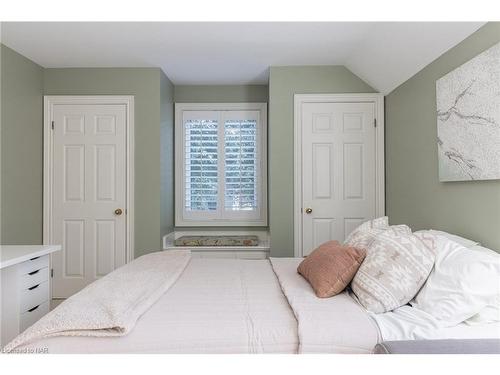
177;105;266;226
183;111;220;219
223;111;260;216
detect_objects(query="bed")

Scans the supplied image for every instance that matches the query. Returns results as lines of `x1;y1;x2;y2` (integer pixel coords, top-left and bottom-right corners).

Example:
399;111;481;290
7;253;500;354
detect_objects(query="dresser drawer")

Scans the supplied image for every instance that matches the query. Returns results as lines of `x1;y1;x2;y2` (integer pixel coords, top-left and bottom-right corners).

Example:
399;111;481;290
19;301;50;333
18;255;49;276
20;281;49;313
20;267;49;290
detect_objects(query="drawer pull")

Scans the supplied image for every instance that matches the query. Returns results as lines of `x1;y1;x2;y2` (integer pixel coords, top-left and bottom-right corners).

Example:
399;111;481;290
28;305;40;313
28;269;40;276
30;256;40;261
28;284;40;291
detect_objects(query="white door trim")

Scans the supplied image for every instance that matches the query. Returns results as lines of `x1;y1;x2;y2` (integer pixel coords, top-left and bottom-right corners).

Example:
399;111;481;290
43;96;135;266
293;93;385;257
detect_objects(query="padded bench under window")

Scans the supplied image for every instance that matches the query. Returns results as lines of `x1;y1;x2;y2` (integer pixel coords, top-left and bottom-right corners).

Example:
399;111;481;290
163;232;270;259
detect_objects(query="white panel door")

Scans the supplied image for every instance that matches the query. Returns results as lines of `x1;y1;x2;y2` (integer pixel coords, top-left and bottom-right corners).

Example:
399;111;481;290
302;102;376;256
51;104;127;298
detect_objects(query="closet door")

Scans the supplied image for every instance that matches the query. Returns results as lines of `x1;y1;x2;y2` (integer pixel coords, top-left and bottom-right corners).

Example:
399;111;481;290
301;102;377;256
50;103;127;298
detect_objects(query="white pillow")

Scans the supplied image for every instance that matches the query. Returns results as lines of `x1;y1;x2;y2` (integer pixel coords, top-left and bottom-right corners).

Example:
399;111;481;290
414;229;479;249
428;230;480;248
411;235;500;327
470;244;500;257
465;245;500;325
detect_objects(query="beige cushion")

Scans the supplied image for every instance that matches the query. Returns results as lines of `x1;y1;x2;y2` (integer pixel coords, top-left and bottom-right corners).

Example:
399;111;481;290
297;241;366;298
174;235;259;247
351;225;435;313
344;216;389;251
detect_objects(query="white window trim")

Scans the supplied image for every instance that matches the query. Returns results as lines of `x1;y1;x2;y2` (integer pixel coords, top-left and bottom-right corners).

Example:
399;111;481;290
175;102;268;227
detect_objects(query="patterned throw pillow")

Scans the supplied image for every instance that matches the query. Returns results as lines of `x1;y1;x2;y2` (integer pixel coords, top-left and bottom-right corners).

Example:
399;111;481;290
344;216;389;251
351;226;435;313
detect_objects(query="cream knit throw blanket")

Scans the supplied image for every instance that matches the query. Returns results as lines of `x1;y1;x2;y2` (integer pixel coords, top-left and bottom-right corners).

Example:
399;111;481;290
5;250;191;352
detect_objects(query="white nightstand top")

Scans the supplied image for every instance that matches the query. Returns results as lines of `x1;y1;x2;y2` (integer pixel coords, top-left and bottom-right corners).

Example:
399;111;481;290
0;245;62;269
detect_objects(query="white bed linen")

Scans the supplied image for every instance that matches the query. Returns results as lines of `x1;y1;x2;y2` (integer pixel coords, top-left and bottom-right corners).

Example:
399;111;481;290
20;259;298;354
370;240;500;341
372;305;500;341
17;257;500;354
270;258;380;353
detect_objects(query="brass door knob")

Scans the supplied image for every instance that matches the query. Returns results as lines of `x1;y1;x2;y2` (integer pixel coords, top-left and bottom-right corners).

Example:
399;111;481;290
114;208;123;216
305;208;313;214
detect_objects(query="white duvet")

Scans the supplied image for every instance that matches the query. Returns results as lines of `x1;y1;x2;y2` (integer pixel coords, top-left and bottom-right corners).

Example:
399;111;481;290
270;258;380;353
8;256;500;354
12;258;299;353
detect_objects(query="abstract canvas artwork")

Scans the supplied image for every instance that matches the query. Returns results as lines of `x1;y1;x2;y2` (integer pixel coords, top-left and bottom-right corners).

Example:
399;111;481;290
436;41;500;181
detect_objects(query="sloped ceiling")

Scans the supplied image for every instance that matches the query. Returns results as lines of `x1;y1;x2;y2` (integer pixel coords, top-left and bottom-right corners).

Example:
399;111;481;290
1;22;485;94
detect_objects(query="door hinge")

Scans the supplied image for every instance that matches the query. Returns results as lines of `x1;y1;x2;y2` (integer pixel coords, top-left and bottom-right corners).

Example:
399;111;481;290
51;268;54;278
51;121;55;130
374;118;377;128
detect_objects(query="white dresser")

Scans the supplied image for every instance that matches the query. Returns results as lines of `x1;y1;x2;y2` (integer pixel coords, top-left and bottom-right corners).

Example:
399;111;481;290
0;245;61;348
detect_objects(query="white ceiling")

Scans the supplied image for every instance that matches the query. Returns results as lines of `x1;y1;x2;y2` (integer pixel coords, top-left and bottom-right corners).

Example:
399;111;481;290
1;22;485;94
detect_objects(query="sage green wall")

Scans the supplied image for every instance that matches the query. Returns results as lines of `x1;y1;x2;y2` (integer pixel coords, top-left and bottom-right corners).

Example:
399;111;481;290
160;71;175;243
1;44;44;244
385;22;500;252
174;85;268;103
44;68;165;257
268;66;376;257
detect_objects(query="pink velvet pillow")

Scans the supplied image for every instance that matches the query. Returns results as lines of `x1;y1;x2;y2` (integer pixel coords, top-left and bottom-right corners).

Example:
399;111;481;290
297;240;366;298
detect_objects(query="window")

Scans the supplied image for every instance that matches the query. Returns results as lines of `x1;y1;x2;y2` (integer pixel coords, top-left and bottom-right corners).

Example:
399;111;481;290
175;103;267;226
